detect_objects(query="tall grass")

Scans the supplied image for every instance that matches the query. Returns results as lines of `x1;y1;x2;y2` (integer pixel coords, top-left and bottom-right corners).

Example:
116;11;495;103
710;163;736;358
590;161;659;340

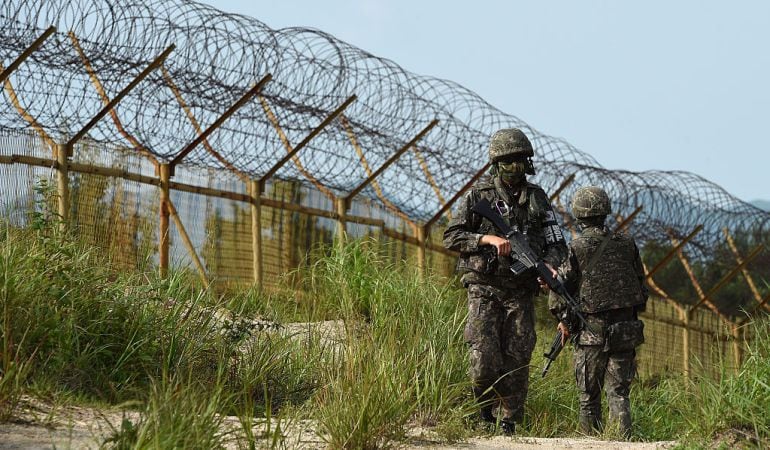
1;215;769;448
314;338;416;449
297;239;475;447
0;223;218;401
105;375;227;450
0;221;322;426
526;310;770;447
0;235;35;420
680;319;770;446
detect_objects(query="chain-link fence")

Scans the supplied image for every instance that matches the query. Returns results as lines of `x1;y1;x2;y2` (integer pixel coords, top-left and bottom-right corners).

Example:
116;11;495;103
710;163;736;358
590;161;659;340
2;0;769;377
2;129;765;377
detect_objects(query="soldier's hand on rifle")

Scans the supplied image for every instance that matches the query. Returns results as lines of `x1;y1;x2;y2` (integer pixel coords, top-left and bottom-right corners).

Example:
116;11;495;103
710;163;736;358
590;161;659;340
557;322;570;345
480;234;511;256
537;262;558;289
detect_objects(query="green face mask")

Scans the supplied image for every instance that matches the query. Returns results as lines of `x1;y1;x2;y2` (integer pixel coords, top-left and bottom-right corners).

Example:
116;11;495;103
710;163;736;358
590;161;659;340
497;161;527;184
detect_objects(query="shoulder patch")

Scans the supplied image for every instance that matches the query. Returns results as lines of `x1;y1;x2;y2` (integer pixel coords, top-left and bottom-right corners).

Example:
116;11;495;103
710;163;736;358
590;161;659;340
526;182;547;194
525;183;548;199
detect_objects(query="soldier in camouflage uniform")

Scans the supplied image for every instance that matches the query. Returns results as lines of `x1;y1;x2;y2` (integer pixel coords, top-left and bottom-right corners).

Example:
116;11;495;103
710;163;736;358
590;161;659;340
548;186;648;438
443;128;567;434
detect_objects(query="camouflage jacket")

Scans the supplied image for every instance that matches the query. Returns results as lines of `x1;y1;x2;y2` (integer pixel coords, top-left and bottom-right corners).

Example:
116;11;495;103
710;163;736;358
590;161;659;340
549;225;648;319
442;174;567;289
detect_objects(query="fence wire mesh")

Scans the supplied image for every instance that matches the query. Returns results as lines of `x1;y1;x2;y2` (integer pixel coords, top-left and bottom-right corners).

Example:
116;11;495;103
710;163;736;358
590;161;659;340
1;130;762;376
1;0;768;254
1;0;769;376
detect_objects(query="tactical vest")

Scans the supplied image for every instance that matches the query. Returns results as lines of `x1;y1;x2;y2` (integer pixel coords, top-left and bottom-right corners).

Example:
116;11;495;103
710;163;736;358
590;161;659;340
571;228;645;314
472;180;548;278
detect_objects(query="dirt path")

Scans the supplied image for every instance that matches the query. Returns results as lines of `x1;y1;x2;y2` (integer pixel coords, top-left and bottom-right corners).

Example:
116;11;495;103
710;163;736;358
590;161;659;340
408;436;676;450
0;398;676;449
0;421;677;450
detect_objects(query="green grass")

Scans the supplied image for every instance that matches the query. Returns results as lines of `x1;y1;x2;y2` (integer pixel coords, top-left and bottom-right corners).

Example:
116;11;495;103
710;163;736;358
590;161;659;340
297;240;475;448
0;221;768;448
104;375;227;450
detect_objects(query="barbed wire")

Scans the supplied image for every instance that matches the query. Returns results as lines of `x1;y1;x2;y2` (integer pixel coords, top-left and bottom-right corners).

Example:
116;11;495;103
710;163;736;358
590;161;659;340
1;0;768;257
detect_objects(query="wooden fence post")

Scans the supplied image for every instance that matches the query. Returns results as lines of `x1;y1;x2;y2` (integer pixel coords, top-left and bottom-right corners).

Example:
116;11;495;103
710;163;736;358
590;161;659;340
250;179;263;286
416;224;428;277
56;143;71;232
335;197;347;247
732;325;743;374
159;163;171;278
682;309;691;379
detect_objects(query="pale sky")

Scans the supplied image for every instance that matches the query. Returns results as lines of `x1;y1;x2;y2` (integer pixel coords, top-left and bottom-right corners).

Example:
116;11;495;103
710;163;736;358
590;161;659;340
203;0;769;203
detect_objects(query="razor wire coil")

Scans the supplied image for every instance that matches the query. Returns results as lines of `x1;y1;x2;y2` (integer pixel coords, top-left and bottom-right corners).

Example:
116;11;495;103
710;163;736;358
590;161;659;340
0;0;768;261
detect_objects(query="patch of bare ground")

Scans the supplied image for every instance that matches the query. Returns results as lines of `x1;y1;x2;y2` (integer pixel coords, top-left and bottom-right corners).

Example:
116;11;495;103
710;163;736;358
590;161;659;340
405;436;677;450
0;397;326;449
709;426;761;449
0;397;137;449
0;397;676;450
404;425;677;450
0;321;678;449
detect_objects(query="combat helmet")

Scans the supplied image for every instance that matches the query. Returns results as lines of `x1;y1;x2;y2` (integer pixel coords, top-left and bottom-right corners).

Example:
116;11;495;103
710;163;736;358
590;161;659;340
488;128;534;162
571;186;611;219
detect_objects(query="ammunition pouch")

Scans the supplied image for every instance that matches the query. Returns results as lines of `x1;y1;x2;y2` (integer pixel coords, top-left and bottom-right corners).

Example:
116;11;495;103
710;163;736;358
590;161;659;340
603;320;644;352
576;322;604;346
456;248;497;275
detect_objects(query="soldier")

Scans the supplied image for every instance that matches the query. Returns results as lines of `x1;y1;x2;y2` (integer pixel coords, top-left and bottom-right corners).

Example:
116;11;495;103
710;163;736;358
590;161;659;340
443;128;567;434
547;186;648;438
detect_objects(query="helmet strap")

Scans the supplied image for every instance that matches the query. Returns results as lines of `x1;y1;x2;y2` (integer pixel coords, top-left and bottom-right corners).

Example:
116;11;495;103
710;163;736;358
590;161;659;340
576;216;606;230
525;158;536;175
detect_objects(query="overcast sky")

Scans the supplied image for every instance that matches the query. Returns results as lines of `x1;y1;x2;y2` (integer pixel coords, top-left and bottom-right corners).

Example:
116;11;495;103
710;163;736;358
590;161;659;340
203;0;769;203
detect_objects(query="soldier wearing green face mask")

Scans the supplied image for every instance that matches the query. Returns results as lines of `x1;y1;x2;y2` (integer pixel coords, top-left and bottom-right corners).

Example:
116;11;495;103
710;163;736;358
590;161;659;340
443;128;567;434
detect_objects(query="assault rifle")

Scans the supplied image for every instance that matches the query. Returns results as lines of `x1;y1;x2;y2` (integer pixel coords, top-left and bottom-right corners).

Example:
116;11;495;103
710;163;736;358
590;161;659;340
471;198;590;377
542;329;565;378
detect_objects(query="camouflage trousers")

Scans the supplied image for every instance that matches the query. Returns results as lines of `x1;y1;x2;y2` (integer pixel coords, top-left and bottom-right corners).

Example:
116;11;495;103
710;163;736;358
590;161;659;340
574;345;636;437
464;283;536;423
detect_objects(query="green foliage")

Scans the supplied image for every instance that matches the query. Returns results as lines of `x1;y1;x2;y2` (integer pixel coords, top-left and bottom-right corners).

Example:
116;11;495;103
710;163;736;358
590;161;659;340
526;318;770;447
1;213;227;402
102;415;141;450
315;338;416;449
680;320;770;447
105;376;227;450
2;218;769;448
0;239;35;420
630;375;688;441
640;227;770;318
226;328;327;415
29;178;61;232
640;239;698;302
296;239;476;446
524;337;580;437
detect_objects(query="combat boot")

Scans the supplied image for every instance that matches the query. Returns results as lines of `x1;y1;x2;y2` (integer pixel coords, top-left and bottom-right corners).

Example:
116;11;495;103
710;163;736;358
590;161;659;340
478;407;496;424
608;413;632;439
500;420;515;435
579;413;602;435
